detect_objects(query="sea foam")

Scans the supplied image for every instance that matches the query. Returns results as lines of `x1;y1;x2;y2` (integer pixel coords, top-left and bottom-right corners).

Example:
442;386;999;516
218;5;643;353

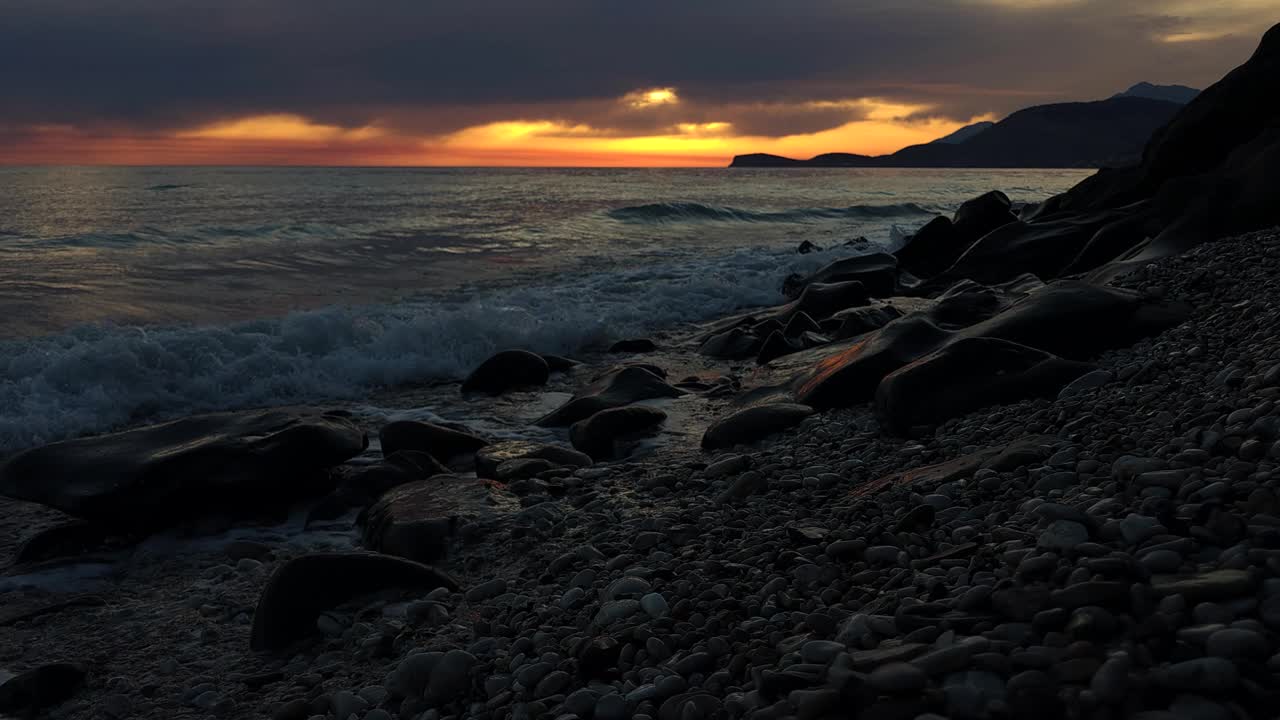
0;244;853;454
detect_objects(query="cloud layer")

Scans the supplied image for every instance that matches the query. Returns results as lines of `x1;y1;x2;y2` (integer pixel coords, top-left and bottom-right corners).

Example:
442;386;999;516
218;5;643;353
0;0;1271;164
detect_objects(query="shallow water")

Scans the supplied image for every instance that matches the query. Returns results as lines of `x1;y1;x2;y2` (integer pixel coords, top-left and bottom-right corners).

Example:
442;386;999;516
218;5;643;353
0;167;1090;453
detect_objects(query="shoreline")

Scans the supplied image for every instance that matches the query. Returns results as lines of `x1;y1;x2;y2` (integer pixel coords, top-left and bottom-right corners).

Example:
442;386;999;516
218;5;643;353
1;224;1277;718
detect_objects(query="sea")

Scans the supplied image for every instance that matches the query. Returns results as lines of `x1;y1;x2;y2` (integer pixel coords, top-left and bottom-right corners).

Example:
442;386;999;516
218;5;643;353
0;166;1091;454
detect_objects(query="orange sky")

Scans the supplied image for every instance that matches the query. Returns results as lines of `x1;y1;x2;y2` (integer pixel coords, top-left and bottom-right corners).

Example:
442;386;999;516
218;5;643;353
1;95;986;167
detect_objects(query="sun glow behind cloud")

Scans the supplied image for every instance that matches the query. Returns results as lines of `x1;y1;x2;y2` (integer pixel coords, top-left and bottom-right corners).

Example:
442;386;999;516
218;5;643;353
1;89;984;166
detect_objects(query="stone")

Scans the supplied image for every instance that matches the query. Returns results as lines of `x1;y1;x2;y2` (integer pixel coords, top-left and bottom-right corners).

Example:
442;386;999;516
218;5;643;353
427;649;475;701
461;349;550;395
1151;570;1255;603
1205;628;1269;660
716;471;767;503
465;578;508;603
0;409;365;528
1090;653;1131;705
363;474;516;563
378;420;488;461
641;593;670;618
571;405;667;460
539;365;682;426
1038;520;1089;552
866;663;928;694
701;404;814;450
475;441;592;479
249;553;457;652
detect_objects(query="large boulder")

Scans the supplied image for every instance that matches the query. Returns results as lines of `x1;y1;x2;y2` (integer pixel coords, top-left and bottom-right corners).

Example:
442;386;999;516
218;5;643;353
362;475;517;563
250;552;458;652
894;216;965;279
538;366;683;426
791;280;1185;409
0;409;366;529
702;403;815;450
474;440;592;479
779;280;870;322
378;421;489;462
827;305;903;340
570;406;667;460
876;338;1095;434
952;190;1018;242
461;350;550;395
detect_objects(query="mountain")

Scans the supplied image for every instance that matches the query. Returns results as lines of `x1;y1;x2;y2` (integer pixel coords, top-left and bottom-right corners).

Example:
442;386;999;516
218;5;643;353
730;96;1183;168
1113;81;1200;105
930;121;995;144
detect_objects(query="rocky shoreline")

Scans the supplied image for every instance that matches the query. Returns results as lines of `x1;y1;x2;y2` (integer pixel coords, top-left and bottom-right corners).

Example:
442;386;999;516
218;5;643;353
3;21;1280;720
0;225;1276;719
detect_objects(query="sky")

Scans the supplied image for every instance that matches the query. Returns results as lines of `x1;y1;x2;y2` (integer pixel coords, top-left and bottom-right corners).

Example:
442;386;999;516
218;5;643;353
0;1;1274;167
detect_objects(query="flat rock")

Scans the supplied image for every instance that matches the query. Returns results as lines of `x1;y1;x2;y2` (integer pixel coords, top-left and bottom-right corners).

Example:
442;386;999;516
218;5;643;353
249;552;458;652
0;409;365;528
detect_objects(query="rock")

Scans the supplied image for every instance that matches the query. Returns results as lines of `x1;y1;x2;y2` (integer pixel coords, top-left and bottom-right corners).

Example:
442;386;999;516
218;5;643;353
641;593;670;618
701;403;814;450
539;366;683;426
704;454;748;478
492;458;557;482
895;216;967;279
0;409;365;528
781;280;872;321
1158;658;1239;692
782;253;898;300
953;190;1019;243
378;420;489;461
1205;628;1269;660
570;405;667;460
716;471;767;503
609;338;656;353
427;649;475;701
474;441;592;479
363;474;515;563
465;578;508;603
1058;369;1114;399
866;663;928;694
1090;653;1131;705
249;552;457;652
698;326;762;359
0;663;87;716
1038;520;1090;552
829;305;903;340
341;450;449;500
1151;570;1255;603
792;280;1186;409
877;337;1094;433
390;651;441;698
461;350;550;395
756;330;806;365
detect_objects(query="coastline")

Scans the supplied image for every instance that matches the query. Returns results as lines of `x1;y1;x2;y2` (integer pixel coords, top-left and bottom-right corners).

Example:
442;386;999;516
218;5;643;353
0;224;1277;719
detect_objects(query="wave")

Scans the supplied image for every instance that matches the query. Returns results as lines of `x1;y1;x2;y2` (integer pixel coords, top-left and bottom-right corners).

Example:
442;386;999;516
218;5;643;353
606;201;937;224
146;183;195;191
0;245;857;454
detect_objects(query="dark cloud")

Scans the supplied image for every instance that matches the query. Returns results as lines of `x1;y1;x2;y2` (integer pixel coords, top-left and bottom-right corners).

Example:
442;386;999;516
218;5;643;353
0;0;1271;138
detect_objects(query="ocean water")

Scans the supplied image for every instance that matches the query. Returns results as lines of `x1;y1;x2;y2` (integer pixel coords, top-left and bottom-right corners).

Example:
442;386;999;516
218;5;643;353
0;166;1091;453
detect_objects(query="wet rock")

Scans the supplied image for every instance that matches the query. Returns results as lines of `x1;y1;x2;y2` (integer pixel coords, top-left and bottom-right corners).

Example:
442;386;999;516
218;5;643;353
0;409;365;528
539;365;682;426
475;441;592;479
461;349;550;395
0;663;87;716
570;405;667;460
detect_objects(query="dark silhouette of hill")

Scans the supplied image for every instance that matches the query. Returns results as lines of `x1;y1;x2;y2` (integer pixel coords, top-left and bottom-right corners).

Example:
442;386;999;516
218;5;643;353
730;97;1183;168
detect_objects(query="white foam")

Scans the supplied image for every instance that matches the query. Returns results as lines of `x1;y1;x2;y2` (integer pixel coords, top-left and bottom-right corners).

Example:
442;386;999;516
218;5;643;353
0;244;857;453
